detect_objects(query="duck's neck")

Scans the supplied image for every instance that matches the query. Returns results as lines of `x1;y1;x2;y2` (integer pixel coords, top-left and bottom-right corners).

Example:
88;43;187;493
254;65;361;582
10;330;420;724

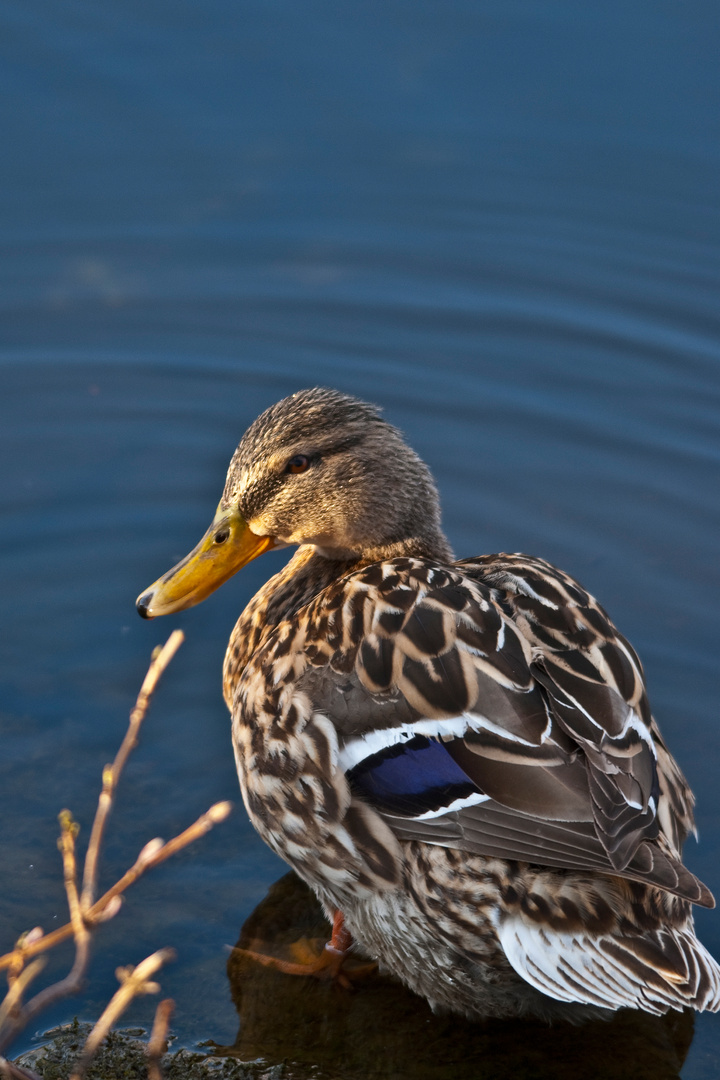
221;530;453;709
222;546;353;708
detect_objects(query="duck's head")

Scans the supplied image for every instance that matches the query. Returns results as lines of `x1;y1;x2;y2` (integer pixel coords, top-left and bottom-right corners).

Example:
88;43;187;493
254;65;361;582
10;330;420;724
136;387;450;618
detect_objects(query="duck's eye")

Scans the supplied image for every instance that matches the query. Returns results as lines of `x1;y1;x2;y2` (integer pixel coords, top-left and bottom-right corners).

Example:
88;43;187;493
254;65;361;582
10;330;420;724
213;528;230;545
285;454;310;475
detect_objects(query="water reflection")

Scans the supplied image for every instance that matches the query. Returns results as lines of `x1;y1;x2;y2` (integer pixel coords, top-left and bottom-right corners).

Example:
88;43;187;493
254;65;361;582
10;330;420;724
222;872;693;1080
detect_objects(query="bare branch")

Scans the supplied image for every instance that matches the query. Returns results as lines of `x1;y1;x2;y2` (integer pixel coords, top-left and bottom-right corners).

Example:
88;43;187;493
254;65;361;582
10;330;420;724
4;929;43;988
0;812;92;1055
0;960;46;1041
0;801;232;974
0;1057;43;1080
81;631;185;910
59;810;90;955
68;949;176;1080
0;631;230;1076
95;800;233;908
147;998;174;1080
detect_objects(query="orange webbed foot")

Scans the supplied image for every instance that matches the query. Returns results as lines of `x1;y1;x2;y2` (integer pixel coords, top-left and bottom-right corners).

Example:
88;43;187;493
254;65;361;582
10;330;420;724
234;910;377;990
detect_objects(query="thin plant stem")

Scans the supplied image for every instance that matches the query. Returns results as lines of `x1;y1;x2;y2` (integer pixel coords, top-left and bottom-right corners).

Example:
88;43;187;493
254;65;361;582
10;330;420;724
0;813;91;1054
0;630;231;1073
81;630;185;910
0;1057;43;1080
147;998;174;1080
0;961;45;1039
68;949;175;1080
0;801;232;975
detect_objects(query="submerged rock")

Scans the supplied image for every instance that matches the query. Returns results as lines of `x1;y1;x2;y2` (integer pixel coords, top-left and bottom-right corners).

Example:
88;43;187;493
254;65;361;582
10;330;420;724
13;1020;299;1080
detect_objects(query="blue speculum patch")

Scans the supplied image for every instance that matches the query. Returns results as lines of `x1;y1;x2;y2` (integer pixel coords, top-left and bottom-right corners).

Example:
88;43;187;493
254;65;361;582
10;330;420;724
347;734;480;816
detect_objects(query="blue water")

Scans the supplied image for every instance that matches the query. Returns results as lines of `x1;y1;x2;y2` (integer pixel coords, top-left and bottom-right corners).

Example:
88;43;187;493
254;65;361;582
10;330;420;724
1;2;719;1075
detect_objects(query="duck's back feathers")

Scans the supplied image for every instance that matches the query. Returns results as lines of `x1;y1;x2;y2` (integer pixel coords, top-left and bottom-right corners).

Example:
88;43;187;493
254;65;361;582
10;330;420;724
292;553;711;907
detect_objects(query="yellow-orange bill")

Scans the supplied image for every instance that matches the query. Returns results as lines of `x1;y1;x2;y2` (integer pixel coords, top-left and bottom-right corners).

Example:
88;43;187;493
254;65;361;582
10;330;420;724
136;507;275;618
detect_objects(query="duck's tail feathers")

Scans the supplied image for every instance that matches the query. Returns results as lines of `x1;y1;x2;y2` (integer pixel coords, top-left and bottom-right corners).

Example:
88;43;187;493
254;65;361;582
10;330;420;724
499;916;720;1014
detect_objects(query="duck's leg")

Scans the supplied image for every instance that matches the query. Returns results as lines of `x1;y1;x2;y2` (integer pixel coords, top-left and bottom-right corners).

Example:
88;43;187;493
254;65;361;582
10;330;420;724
328;909;352;954
235;910;376;989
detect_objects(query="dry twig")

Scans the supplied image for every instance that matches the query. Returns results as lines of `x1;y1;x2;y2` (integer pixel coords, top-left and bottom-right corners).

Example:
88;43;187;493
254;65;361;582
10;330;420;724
0;801;232;978
80;631;185;910
0;812;95;1051
0;1056;42;1080
0;960;46;1039
68;949;176;1080
147;998;175;1080
0;631;232;1070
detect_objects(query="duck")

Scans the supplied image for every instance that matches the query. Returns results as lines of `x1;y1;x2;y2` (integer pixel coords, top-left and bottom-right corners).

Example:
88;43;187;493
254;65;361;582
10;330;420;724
136;387;720;1022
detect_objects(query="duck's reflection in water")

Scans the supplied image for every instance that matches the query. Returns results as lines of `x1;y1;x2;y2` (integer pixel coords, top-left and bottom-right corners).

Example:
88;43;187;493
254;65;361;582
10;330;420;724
221;873;694;1080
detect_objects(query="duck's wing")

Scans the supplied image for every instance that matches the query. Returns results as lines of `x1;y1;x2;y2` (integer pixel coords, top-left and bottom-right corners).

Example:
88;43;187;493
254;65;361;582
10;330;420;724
462;554;698;853
301;554;712;907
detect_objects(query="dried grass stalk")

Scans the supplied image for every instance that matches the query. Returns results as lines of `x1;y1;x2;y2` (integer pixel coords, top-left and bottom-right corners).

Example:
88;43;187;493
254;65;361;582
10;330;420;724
0;631;231;1074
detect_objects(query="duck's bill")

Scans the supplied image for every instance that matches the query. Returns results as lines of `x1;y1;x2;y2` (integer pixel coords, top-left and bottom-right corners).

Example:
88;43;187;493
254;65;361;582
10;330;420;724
136;507;276;619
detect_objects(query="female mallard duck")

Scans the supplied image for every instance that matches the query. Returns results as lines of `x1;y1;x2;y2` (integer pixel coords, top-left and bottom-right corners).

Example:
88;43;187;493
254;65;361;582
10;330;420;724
137;387;720;1021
